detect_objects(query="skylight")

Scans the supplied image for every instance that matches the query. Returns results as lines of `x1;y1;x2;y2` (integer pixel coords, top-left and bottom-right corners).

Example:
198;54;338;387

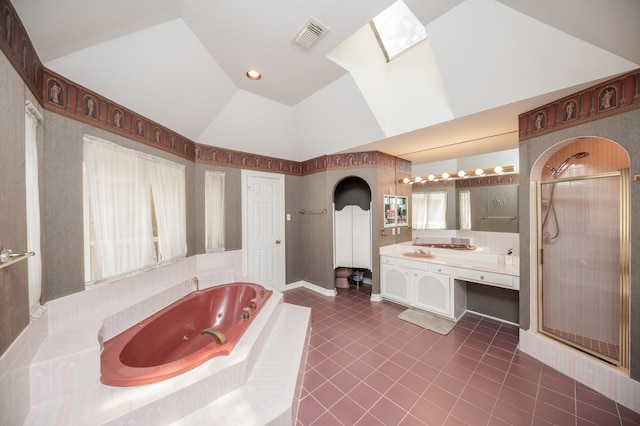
371;1;428;62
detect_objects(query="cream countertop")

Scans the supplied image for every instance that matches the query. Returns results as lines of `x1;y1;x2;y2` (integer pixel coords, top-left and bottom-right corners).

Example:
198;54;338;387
380;243;520;277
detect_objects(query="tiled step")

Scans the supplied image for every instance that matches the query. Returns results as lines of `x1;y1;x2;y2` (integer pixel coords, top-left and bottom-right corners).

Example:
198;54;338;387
169;303;311;425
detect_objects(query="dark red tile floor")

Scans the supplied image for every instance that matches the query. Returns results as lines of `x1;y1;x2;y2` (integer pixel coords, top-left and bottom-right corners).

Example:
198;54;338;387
283;285;640;426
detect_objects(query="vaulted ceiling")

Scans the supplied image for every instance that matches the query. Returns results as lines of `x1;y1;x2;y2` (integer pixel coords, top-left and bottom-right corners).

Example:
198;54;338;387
13;0;640;164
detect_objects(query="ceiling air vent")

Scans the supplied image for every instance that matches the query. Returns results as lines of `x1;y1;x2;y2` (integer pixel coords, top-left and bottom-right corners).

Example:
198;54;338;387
292;18;329;49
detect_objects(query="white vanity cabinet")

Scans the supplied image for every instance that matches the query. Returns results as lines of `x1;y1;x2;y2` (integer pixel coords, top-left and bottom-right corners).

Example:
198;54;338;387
380;256;465;320
380;257;412;305
380;245;519;323
412;266;452;318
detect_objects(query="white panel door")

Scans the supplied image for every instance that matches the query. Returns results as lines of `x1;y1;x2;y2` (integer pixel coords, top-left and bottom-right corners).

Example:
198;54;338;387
242;170;284;290
351;205;371;269
333;206;353;268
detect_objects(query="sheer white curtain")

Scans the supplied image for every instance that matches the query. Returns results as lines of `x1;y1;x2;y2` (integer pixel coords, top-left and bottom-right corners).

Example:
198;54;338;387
25;102;42;317
83;135;156;281
459;190;471;230
412;192;447;229
205;171;225;252
148;159;187;263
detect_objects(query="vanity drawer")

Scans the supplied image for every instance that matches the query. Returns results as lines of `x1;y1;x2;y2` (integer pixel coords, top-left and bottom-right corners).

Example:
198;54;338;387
455;268;514;288
430;264;451;275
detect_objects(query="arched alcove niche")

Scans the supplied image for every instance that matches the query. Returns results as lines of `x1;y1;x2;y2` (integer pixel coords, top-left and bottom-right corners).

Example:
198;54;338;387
532;136;629;181
334;176;372;210
333;177;373;285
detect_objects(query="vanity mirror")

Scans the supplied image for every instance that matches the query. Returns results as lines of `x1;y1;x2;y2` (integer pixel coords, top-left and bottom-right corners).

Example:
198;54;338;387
407;149;520;234
456;179;519;233
408;175;519;233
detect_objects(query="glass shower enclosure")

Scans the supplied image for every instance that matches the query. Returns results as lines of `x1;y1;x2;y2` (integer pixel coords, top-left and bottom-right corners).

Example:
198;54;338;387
537;169;629;368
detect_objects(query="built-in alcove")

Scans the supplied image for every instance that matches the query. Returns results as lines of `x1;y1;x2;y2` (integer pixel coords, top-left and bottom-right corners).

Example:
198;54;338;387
334;176;371;211
333;177;372;287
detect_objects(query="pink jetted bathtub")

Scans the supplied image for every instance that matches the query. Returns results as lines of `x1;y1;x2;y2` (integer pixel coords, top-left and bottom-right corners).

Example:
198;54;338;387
100;282;272;387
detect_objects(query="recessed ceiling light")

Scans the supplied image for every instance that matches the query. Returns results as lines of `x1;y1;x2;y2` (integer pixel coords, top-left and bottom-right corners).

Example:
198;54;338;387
246;70;261;80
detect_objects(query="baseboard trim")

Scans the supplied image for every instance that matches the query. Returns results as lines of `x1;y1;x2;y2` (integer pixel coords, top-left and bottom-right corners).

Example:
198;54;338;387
370;293;383;302
465;309;519;326
284;281;337;297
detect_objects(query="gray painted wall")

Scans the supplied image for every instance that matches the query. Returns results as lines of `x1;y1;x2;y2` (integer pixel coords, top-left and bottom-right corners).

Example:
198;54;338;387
0;52;30;354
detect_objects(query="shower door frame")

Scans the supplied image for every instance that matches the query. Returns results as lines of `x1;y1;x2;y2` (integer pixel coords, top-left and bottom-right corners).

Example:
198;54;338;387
536;168;630;370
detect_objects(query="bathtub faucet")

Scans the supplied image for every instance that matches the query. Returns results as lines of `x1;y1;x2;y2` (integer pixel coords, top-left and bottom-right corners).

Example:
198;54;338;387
200;328;227;344
193;277;199;292
242;307;250;319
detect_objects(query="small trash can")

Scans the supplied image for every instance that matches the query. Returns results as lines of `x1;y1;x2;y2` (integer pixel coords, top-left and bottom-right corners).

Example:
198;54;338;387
351;270;364;287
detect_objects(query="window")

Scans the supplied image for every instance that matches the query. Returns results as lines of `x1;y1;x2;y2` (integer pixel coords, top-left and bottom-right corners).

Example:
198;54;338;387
205;171;225;252
412;192;447;229
459;190;471;230
83;135;186;283
371;0;428;62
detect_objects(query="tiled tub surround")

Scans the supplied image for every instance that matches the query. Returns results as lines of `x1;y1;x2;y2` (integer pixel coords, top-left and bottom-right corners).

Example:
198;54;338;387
0;252;311;425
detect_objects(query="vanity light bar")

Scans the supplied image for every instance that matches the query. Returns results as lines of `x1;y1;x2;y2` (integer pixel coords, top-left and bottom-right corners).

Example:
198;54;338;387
399;165;516;184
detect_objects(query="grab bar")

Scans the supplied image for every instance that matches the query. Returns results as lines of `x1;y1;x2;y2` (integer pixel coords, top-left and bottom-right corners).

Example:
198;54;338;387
482;216;517;220
299;209;327;215
0;248;35;271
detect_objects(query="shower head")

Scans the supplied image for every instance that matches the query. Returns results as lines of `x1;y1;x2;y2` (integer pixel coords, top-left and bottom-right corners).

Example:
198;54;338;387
550;152;590;178
569;152;590;160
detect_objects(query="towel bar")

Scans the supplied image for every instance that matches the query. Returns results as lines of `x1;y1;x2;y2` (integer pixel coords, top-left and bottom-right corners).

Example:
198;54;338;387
0;248;35;270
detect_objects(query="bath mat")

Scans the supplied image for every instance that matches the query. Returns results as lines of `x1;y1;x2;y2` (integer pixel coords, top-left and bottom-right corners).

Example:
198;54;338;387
398;308;456;335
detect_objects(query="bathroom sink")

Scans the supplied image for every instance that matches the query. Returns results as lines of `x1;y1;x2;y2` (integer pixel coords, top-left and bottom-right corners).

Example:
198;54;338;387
403;251;435;259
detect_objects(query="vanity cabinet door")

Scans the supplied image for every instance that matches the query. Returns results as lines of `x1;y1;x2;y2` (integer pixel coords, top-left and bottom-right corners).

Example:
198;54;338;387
413;270;452;318
381;262;411;305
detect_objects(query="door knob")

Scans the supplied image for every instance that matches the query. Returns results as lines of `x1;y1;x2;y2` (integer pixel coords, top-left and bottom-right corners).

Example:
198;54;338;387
275;240;281;244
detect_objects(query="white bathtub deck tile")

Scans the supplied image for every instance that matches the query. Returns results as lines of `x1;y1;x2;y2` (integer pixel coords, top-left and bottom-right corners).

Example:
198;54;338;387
172;303;311;426
31;318;103;364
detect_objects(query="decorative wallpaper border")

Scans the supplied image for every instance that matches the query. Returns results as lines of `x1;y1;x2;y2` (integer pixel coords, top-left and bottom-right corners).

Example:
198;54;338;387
410;180;456;190
1;0;410;177
410;174;519;190
455;173;519;188
519;69;640;141
0;0;43;99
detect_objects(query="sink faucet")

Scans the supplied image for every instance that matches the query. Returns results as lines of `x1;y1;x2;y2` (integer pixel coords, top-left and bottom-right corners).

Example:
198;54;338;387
193;277;199;292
